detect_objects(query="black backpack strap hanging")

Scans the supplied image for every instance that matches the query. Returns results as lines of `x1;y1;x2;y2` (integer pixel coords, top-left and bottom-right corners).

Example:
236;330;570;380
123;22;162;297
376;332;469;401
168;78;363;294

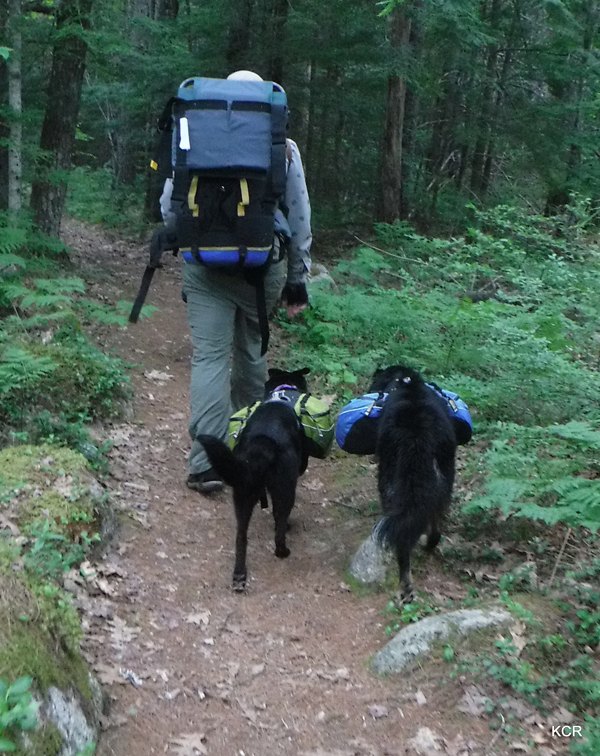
244;266;270;356
255;275;269;356
129;265;156;324
129;228;178;323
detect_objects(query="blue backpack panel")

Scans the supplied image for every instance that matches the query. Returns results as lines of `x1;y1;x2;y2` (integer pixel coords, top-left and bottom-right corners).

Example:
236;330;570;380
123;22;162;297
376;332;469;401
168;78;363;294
335;393;388;455
335;386;473;454
428;385;473;445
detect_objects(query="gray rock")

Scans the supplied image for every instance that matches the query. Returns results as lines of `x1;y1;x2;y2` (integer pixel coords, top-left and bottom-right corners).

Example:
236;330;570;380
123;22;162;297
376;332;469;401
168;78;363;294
42;677;103;756
309;263;335;288
371;607;512;674
349;533;390;585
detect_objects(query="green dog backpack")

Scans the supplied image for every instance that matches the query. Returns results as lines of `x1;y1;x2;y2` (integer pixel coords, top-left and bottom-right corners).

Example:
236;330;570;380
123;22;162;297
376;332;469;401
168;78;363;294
153;76;289;269
227;390;334;460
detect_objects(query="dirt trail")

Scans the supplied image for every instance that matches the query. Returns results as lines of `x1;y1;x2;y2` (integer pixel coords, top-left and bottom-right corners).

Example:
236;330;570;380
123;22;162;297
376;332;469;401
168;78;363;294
64;220;495;756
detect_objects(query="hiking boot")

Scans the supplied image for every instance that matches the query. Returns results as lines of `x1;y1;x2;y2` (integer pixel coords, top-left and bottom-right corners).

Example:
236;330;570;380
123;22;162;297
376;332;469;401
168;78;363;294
186;469;224;494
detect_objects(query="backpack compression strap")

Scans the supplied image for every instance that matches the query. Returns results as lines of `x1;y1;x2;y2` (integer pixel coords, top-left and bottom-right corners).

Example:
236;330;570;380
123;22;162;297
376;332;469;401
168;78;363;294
129;266;156;324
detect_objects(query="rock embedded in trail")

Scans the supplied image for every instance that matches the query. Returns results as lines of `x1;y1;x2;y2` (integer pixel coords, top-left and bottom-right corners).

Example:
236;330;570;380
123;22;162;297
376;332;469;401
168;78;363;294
348;532;390;585
371;607;513;674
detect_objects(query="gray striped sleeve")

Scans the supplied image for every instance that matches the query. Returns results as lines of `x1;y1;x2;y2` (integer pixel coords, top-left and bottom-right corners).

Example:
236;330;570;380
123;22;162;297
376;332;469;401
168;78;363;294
284;139;312;284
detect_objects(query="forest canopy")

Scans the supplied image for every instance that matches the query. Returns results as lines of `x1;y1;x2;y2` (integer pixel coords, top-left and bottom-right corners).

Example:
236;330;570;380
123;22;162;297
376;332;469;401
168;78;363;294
1;0;599;234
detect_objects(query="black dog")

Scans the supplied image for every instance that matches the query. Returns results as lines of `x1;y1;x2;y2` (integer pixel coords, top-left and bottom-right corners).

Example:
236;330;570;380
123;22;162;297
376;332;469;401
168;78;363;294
198;367;310;591
370;365;457;604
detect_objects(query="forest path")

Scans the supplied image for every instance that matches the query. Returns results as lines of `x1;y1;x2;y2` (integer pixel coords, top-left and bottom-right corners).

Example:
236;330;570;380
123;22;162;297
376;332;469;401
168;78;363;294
65;220;493;756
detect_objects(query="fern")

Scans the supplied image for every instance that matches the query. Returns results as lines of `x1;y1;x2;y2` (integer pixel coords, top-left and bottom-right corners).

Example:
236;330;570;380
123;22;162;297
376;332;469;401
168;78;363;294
464;423;600;532
0;253;27;272
549;421;600;449
19;292;74;310
0;277;86;314
0;225;28;254
0;346;56;393
33;278;86;295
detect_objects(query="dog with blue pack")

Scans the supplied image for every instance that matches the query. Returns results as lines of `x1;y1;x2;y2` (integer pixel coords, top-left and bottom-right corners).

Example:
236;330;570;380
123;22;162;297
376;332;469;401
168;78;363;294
336;368;473;455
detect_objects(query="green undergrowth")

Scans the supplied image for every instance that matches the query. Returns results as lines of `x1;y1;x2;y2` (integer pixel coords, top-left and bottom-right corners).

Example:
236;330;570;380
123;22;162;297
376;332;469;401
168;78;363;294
1;213;125;753
1;211;132;457
0;444;105;753
279;201;600;751
66;166;146;237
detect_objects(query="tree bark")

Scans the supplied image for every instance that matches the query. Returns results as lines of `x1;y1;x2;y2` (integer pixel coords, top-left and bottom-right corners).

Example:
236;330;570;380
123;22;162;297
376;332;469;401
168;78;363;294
226;0;254;72
0;4;9;210
7;0;23;215
30;0;94;237
469;0;501;197
268;0;288;84
379;6;412;223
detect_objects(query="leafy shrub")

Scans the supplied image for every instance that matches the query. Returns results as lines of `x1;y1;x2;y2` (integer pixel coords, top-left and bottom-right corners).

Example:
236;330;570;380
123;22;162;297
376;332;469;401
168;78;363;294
0;212;131;452
464;422;600;532
66;166;146;235
0;330;129;439
0;676;39;752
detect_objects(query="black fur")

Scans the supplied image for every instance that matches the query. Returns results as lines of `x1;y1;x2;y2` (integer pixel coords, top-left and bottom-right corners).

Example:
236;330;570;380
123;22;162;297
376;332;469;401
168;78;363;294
371;365;457;604
198;367;310;592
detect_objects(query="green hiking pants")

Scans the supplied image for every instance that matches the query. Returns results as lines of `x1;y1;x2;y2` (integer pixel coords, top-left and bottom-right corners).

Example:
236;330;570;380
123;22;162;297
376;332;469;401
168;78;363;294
182;260;287;475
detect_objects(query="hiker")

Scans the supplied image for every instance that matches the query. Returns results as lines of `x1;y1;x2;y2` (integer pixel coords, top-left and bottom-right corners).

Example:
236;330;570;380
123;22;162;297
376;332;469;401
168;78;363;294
159;70;312;494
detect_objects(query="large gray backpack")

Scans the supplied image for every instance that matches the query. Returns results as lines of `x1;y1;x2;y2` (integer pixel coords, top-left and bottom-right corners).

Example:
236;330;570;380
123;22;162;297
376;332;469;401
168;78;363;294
167;76;289;268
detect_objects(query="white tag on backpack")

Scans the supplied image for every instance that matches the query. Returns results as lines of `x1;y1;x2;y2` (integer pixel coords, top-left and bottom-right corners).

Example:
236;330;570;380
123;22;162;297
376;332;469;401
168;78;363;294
179;117;191;150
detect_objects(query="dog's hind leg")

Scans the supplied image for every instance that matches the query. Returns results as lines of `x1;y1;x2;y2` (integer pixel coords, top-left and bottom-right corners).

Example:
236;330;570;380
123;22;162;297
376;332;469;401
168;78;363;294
396;547;415;605
232;498;256;592
271;491;295;559
424;517;442;551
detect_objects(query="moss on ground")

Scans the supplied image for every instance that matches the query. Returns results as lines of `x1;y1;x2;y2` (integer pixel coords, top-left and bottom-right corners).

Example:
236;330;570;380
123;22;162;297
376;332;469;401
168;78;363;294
0;443;101;532
0;445;89;490
0;444;106;753
0;571;92;702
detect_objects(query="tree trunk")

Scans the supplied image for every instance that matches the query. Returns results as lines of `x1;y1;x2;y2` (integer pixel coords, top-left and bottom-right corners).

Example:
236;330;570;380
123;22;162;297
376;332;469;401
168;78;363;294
0;3;9;210
268;0;288;84
154;0;179;19
379;6;412;223
7;0;22;215
305;61;318;198
469;0;500;197
294;61;312;159
226;0;254;72
30;0;94;237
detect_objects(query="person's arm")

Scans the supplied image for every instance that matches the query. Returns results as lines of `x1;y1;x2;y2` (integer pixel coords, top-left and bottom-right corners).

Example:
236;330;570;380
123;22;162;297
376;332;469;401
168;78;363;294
281;139;312;317
160;177;177;227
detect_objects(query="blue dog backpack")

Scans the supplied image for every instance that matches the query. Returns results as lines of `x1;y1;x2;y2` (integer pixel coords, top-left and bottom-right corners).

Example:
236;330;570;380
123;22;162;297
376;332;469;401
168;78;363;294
166;76;289;268
335;392;388;455
428;385;473;445
335;386;473;454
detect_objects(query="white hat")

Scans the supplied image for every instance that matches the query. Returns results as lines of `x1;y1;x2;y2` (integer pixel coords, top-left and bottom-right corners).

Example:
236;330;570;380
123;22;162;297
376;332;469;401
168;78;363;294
227;70;263;82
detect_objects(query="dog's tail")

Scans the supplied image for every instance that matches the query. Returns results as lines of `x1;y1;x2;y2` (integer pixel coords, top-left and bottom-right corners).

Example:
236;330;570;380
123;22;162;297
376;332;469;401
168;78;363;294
198;434;277;491
198;435;246;489
373;512;427;553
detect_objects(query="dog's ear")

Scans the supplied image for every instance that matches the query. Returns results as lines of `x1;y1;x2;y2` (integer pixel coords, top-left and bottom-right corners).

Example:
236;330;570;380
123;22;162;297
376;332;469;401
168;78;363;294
298;367;310;376
268;368;283;378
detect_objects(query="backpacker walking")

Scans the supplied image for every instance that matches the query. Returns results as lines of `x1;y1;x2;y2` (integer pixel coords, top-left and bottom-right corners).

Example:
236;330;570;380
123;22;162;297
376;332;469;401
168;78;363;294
150;69;312;494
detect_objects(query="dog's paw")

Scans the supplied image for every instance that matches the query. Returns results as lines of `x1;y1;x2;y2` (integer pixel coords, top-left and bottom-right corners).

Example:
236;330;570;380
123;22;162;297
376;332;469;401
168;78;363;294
397;588;415;606
275;545;291;559
232;573;247;592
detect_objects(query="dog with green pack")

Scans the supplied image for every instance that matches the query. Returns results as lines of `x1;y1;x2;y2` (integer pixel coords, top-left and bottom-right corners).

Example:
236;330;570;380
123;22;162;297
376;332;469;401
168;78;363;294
198;367;333;592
